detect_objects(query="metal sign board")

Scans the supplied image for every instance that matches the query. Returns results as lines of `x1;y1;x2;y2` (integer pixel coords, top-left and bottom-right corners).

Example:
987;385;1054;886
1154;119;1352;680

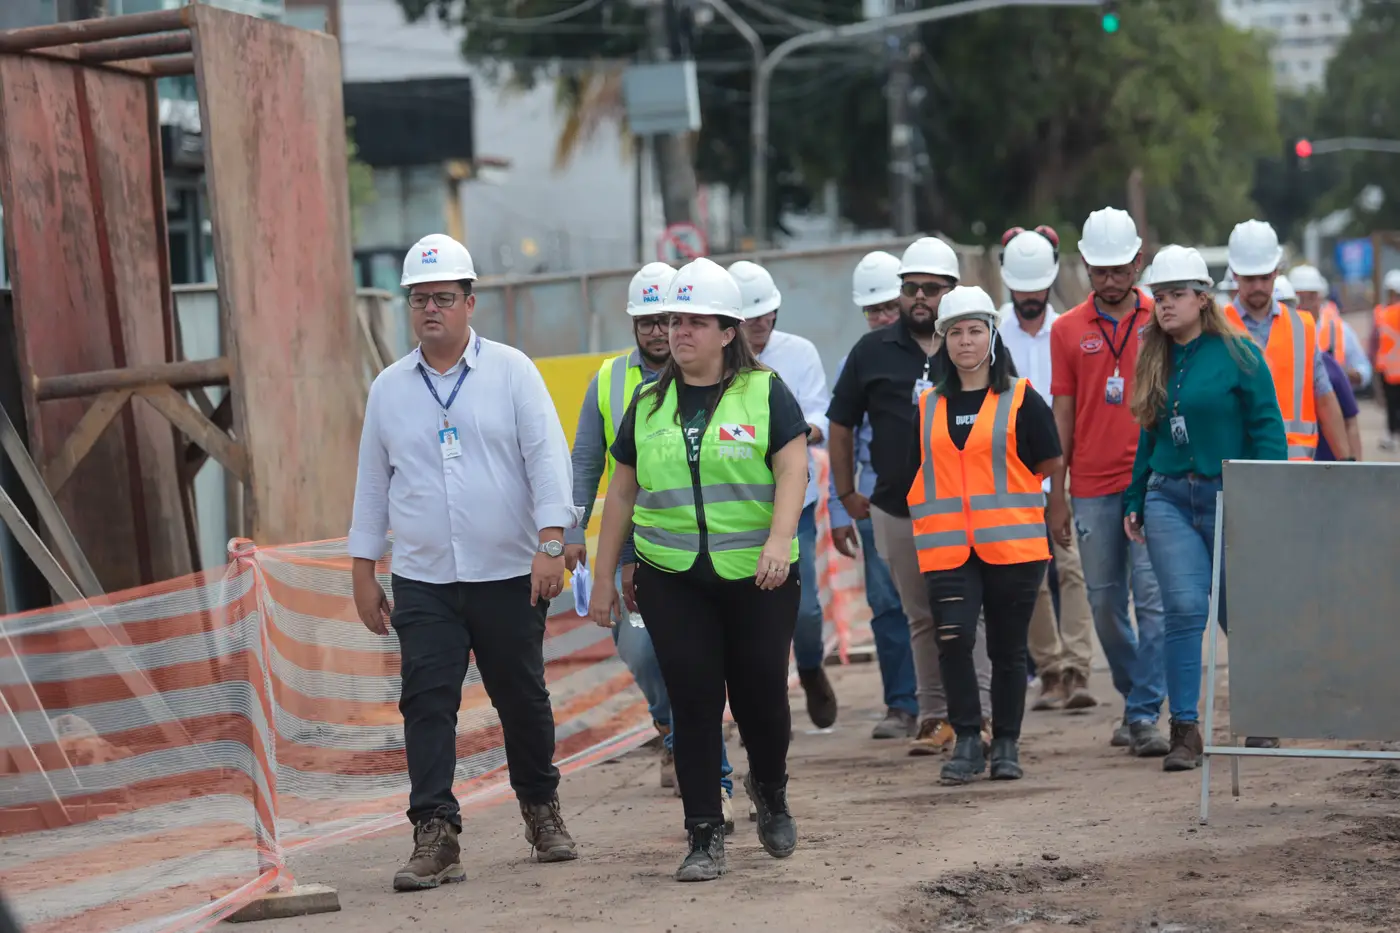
1334;238;1373;282
623;61;701;137
656;222;708;263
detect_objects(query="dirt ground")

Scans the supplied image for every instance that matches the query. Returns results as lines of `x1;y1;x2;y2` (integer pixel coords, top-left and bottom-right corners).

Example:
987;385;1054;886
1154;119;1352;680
274;399;1400;933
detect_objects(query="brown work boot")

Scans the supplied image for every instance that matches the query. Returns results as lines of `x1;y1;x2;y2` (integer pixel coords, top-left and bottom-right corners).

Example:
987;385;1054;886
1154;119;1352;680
520;795;579;862
1031;671;1065;711
1163;720;1204;772
392;816;466;891
1061;668;1099;710
908;717;955;756
655;722;676;790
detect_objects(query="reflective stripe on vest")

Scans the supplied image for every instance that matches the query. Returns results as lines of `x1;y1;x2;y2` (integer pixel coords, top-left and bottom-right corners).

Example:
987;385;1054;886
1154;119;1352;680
1226;303;1318;461
631;370;798;580
1376;305;1400;385
907;378;1050;573
596;352;645;478
1318;308;1345;365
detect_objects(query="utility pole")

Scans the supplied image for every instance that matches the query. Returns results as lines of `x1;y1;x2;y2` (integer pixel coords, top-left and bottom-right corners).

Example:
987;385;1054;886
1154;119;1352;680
647;0;698;226
886;0;917;236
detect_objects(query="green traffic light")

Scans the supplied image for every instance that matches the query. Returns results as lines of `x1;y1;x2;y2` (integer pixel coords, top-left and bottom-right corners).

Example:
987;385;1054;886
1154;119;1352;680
1102;12;1120;33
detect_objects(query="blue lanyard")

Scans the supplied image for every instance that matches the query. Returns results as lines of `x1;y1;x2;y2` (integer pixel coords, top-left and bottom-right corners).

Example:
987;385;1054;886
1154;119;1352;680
418;362;469;424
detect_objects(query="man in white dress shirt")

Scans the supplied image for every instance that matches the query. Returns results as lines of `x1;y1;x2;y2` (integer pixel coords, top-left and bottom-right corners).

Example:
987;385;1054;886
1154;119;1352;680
731;260;838;729
350;234;582;892
996;227;1097;712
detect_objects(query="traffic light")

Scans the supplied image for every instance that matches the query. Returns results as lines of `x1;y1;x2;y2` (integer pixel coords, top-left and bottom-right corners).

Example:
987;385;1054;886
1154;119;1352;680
1295;138;1313;159
1100;1;1120;33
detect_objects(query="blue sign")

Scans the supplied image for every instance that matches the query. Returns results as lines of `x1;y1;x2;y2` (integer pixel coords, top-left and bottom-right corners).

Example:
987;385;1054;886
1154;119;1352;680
1335;238;1373;283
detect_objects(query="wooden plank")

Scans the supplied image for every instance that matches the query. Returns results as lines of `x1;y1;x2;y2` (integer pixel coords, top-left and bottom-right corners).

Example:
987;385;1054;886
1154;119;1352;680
192;7;361;548
34;357;231;400
180;392;233;483
137;384;247;481
41;389;132;494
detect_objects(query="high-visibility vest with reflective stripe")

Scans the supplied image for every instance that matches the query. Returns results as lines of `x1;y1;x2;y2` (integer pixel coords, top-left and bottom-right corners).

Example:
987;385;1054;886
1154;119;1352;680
1317;302;1345;364
1225;303;1318;461
907;378;1050;573
1376;304;1400;385
632;370;797;580
596;352;645;479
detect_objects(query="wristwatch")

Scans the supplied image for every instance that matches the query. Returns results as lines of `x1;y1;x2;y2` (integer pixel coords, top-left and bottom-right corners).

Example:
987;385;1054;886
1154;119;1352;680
537;539;565;558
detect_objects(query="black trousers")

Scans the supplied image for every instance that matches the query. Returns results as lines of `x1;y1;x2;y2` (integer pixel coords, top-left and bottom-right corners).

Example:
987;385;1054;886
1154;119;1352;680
1384;380;1400;435
391;574;560;828
634;559;799;829
924;555;1047;741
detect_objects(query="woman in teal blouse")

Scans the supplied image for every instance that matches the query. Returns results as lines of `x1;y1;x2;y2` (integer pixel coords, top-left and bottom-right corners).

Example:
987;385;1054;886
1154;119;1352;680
1123;246;1286;772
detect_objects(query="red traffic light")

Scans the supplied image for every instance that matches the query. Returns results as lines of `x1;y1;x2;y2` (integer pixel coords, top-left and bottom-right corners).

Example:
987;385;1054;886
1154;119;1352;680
1295;139;1313;159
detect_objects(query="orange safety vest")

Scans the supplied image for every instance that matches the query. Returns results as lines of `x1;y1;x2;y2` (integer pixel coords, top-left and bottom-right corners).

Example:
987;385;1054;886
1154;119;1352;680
1317;302;1345;365
1225;303;1318;461
907;378;1050;573
1376;304;1400;385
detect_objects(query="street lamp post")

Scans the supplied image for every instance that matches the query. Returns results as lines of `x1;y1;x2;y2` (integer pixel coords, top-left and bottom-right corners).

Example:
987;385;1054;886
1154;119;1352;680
748;0;1102;245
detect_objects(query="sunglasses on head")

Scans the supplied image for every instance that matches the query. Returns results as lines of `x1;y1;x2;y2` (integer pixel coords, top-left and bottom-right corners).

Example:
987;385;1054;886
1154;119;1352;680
1001;224;1060;249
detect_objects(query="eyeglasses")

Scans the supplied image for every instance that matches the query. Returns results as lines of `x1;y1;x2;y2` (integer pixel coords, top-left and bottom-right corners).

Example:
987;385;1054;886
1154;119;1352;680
901;281;950;298
863;300;900;319
1087;265;1136;282
635;316;670;335
1001;224;1060;248
408;291;467;310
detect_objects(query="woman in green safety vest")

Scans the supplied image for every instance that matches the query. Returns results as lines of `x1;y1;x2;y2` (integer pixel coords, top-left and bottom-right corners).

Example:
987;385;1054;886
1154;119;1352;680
588;256;810;883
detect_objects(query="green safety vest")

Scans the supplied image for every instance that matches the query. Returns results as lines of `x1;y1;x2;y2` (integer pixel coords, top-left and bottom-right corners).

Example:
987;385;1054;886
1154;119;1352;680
632;370;798;580
596;351;645;480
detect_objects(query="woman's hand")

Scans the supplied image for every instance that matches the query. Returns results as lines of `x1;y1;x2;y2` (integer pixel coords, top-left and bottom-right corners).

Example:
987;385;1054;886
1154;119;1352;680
755;537;793;590
588;572;622;628
1124;512;1146;545
621;562;638;613
1048;495;1073;549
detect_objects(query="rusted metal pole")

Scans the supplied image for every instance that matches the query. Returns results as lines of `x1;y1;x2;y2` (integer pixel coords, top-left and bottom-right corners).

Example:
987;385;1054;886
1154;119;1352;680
0;7;190;53
35;358;232;401
143;54;195;77
76;31;191;63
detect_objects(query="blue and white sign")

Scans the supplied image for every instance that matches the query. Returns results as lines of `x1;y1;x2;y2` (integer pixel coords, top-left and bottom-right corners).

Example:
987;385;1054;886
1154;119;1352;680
1335;238;1373;283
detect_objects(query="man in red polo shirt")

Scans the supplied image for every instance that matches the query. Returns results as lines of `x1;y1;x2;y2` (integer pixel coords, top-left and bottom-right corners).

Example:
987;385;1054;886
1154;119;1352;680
1049;207;1168;758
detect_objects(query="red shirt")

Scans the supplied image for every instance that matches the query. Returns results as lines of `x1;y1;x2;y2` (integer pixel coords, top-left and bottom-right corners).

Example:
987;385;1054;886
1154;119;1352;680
1049;289;1155;498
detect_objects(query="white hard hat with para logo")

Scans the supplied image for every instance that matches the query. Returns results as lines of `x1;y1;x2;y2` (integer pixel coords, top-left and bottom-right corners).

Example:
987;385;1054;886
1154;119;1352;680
898;236;961;280
1227;220;1283;277
661;256;744;317
627;262;676;316
1273;274;1298;307
1142;245;1213;290
727;260;782;319
851;251;902;307
935;285;999;336
1288;264;1328;294
1078;207;1142;267
402;233;477;286
1385;269;1400;296
1000;230;1060;292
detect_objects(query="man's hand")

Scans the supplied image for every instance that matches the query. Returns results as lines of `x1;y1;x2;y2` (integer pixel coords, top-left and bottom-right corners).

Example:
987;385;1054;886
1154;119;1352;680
352;570;391;635
831;524;860;559
841;491;871;522
531;551;566;606
564;543;587;572
588;571;622;628
1347;367;1362;388
1124;512;1146;545
622;562;638;613
1047;497;1072;549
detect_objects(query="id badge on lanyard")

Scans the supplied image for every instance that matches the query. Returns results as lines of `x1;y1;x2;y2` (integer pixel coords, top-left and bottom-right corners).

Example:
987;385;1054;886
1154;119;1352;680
1099;305;1140;406
419;359;471;461
912;358;934;404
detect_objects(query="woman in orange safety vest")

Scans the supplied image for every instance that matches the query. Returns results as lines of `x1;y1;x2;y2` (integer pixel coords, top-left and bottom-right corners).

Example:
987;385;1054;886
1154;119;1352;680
907;285;1068;786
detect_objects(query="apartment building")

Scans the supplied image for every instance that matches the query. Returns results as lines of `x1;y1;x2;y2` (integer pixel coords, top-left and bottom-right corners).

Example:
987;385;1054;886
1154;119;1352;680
1220;0;1355;91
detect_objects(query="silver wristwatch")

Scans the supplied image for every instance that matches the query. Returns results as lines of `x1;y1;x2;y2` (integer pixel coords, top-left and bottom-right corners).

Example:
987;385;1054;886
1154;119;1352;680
537;539;565;558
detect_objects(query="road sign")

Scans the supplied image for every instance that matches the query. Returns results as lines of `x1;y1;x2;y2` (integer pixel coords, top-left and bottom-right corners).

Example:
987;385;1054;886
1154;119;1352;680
657;222;709;263
1335;238;1373;283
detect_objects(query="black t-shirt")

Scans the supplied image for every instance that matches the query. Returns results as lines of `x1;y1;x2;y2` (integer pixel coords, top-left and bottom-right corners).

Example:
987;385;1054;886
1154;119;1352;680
827;319;947;518
905;381;1062;481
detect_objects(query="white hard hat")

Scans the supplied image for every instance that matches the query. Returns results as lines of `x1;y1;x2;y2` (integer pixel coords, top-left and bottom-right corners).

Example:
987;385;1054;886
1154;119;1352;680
935;285;999;336
727;260;782;319
1383;269;1400;295
1142;245;1213;290
1078;207;1142;268
1220;268;1238;291
1227;219;1283;277
898;236;961;280
1273;274;1298;307
1288;264;1328;294
662;256;743;317
627;262;676;316
851;251;902;307
402;233;477;286
1000;230;1059;292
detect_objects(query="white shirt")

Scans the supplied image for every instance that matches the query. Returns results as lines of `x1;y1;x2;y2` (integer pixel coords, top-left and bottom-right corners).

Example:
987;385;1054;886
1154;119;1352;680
348;330;581;584
998;303;1058;493
758;329;828;508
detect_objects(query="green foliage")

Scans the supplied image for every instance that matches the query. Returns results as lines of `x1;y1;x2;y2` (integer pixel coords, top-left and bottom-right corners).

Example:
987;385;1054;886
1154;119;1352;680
346;118;377;239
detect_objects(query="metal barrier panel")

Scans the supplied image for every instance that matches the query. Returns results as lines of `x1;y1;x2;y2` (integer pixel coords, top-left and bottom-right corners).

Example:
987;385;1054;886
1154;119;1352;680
1222;460;1400;741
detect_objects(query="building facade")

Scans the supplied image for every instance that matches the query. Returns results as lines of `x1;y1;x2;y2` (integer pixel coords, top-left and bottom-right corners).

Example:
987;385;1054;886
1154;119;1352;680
1220;0;1355;91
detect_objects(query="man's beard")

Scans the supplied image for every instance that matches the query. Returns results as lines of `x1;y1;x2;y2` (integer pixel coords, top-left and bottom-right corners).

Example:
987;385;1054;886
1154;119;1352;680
902;305;937;336
640;344;670;368
1015;298;1046;320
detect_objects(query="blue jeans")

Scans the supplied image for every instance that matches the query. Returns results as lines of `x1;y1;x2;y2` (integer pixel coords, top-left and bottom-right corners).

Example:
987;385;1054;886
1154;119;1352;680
1143;474;1227;725
1072;492;1166;724
616;567;732;793
856;517;918;716
793;501;826;671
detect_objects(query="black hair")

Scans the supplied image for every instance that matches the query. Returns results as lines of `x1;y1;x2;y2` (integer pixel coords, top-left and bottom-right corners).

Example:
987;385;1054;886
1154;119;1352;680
933;324;1017;395
642;314;767;425
458;279;474;297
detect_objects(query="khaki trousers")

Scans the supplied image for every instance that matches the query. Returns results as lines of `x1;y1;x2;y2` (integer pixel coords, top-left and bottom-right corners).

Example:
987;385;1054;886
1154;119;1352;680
1027;516;1095;676
870;504;992;722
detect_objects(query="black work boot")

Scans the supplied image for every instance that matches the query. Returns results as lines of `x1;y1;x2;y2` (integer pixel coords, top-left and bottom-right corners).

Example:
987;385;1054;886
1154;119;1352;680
520;795;579;862
1163;720;1204;772
744;772;797;858
393;815;466;891
798;667;838;729
988;737;1023;781
940;734;987;785
675;822;728;882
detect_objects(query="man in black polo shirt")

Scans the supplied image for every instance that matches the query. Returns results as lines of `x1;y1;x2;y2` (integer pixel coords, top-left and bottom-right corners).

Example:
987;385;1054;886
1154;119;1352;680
827;237;993;756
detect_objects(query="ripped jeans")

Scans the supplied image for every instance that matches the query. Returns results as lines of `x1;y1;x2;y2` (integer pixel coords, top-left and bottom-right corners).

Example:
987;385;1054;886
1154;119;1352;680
924;554;1048;741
